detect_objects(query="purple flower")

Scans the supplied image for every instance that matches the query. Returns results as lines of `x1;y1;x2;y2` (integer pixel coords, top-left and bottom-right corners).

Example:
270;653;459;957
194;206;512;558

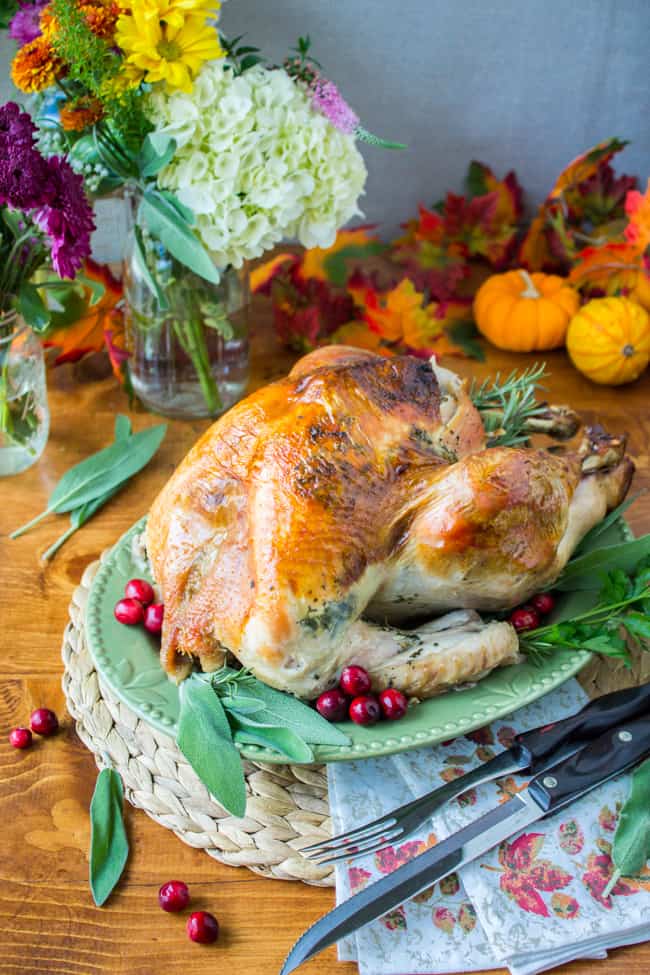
9;0;48;45
309;78;359;135
34;156;95;278
0;101;54;210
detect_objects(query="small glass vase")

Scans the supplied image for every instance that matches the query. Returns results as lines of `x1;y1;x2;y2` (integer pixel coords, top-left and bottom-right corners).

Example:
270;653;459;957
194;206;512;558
123;226;250;419
0;312;50;477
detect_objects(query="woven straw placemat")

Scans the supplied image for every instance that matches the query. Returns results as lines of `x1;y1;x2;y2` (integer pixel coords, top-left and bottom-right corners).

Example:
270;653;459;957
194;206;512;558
61;555;334;887
62;552;650;890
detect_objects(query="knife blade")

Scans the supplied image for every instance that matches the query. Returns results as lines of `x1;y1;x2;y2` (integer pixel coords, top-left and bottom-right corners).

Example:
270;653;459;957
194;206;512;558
281;713;650;974
305;679;650;864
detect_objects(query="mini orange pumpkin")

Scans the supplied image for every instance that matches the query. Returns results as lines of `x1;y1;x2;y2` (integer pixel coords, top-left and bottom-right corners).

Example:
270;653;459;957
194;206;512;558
566;297;650;385
473;269;580;351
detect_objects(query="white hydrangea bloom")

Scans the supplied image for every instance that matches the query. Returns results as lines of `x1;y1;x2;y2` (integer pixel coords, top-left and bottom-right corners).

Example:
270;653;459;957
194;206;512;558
147;62;367;269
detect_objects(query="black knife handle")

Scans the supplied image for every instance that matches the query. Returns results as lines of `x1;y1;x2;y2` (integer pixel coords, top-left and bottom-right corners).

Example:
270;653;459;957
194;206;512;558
513;680;650;768
528;713;650;813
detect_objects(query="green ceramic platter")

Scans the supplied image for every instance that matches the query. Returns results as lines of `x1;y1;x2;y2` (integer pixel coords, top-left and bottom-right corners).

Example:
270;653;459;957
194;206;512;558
85;516;631;764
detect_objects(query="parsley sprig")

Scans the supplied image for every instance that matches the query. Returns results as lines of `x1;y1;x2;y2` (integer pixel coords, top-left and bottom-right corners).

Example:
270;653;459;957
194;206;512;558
521;556;650;666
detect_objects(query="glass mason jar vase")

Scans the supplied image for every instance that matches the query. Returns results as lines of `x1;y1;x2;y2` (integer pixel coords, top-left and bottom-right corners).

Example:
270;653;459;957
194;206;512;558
0;312;50;476
123;224;250;419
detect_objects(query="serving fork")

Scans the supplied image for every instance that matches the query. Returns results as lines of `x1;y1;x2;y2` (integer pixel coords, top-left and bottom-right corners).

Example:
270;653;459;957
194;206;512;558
302;679;650;865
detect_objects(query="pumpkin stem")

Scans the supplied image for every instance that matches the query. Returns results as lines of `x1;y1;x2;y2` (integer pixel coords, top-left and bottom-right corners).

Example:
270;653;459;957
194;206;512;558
518;269;541;299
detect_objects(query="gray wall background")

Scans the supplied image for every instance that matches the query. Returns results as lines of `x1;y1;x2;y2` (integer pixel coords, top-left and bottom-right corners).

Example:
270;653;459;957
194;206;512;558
221;0;650;238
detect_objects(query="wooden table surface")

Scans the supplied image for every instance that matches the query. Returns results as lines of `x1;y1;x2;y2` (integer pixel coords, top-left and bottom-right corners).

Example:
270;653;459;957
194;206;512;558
1;303;650;975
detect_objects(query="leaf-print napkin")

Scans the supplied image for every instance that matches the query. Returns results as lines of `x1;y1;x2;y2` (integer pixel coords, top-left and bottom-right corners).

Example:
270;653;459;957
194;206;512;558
328;677;639;975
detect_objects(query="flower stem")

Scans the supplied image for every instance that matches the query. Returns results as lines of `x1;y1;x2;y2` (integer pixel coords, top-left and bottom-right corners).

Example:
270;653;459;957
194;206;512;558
174;317;222;415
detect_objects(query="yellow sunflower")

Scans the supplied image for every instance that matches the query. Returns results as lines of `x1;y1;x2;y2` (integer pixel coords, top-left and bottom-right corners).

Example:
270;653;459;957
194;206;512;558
116;6;222;92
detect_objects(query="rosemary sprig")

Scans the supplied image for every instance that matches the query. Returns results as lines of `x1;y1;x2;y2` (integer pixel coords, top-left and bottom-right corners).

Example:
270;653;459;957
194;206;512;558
470;364;548;448
520;553;650;666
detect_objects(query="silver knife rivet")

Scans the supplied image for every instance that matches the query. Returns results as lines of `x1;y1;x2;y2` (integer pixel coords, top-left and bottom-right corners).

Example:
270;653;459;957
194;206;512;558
618;730;633;742
543;776;558;789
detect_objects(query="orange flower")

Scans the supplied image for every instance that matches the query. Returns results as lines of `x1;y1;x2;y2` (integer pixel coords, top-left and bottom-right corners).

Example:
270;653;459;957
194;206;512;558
59;96;104;131
11;35;65;92
80;0;120;39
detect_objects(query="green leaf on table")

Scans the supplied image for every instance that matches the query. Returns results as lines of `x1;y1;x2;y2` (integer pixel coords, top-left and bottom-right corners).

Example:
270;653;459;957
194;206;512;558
140;190;219;284
555;535;650;591
16;282;51;332
89;768;129;907
11;419;166;539
606;757;650;896
177;677;247;818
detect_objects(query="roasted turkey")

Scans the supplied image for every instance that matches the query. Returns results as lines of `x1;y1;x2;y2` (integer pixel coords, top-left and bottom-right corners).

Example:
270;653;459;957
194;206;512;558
146;347;633;700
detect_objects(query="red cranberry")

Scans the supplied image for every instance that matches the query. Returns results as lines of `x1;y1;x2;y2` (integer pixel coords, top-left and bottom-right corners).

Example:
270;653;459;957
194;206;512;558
114;597;145;625
124;578;155;606
315;689;349;723
349;695;381;726
187;911;219;944
531;592;556;616
510;606;540;632
30;708;59;737
158;880;190;913
144;603;165;635
378;688;408;721
9;727;32;749
339;665;371;697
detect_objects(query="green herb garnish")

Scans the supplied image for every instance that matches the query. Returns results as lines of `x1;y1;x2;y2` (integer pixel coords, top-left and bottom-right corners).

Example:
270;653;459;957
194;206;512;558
177;668;350;817
89;768;129;907
604;758;650;898
470;364;548;448
521;545;650;666
10;415;166;547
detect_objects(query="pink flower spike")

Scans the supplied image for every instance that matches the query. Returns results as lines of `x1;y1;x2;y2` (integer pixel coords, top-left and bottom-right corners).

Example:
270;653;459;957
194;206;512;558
309;79;359;135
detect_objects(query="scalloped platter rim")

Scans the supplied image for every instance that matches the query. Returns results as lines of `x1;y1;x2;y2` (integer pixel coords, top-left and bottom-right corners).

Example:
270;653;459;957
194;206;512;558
84;516;631;764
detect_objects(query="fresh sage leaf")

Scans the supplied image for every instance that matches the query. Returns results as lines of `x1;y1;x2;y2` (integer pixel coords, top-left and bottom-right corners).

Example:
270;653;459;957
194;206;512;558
555;535;650;591
232;718;314;763
177;677;247;818
140;190;219;284
140;133;177;179
605;757;650;897
89;768;129;907
40;417;133;561
10;422;167;538
213;667;350;747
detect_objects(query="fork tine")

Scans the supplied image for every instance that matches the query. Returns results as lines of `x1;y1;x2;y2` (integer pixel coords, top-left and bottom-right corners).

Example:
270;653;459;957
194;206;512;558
301;816;398;857
311;826;404;866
